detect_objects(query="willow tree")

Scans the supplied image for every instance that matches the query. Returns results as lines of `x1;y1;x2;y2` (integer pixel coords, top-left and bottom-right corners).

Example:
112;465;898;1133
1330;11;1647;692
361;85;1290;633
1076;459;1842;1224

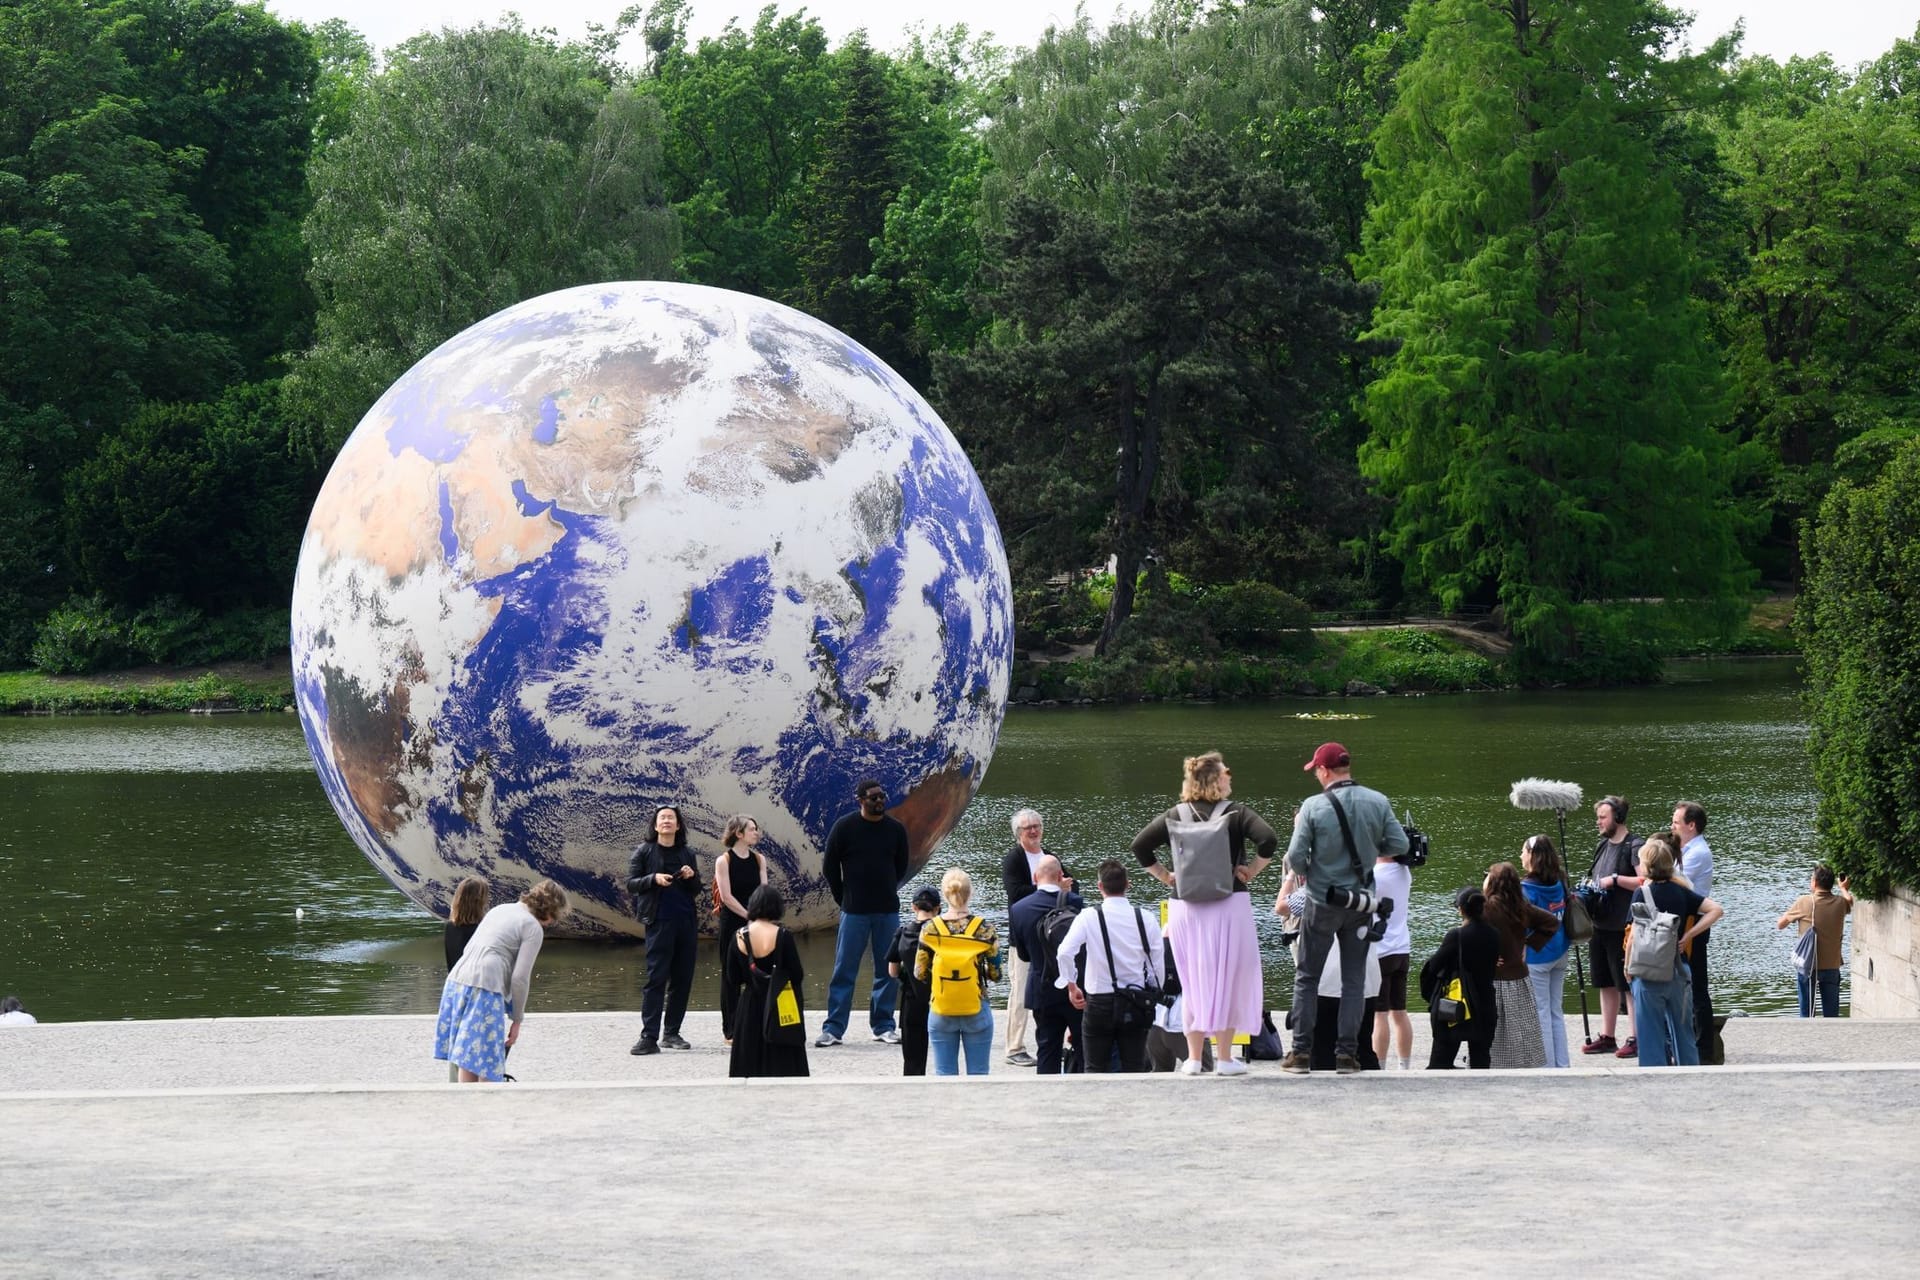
1357;0;1750;669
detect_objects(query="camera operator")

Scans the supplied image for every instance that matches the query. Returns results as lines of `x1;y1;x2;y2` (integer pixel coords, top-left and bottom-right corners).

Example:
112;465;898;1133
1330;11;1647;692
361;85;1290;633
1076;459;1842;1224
1278;743;1408;1075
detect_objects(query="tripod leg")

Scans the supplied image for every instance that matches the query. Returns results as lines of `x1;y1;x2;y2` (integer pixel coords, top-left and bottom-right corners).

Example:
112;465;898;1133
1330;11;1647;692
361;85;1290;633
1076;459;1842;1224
1573;948;1592;1043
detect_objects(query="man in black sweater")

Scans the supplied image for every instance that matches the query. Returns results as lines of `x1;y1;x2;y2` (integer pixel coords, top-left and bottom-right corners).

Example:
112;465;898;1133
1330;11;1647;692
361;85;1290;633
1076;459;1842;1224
816;777;911;1047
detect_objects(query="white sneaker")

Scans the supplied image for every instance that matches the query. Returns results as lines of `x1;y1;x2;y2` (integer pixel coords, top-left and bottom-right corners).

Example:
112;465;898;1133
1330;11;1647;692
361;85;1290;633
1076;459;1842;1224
1177;1058;1205;1076
1215;1059;1250;1077
873;1029;901;1045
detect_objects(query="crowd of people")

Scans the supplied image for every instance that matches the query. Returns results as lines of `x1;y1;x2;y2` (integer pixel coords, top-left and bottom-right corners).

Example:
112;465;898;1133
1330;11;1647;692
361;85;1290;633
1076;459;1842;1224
426;744;1861;1083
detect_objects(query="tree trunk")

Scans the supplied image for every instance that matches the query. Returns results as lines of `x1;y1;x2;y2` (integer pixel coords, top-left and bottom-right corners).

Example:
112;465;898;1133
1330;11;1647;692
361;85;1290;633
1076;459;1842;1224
1096;371;1162;656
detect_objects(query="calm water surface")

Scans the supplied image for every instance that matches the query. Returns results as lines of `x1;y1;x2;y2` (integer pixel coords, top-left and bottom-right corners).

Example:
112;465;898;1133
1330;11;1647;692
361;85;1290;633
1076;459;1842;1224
0;659;1828;1021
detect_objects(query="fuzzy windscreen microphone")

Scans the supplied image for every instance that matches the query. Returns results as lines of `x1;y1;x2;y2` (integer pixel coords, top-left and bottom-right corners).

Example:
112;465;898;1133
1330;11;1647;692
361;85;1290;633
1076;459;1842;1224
1510;778;1584;813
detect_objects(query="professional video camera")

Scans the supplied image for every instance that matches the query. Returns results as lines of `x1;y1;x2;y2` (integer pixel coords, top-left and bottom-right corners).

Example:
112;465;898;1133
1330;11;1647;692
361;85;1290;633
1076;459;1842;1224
1396;811;1431;868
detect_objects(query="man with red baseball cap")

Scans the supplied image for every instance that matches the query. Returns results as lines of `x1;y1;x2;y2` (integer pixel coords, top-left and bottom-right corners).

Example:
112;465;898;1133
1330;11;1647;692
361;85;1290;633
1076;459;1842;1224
1278;741;1407;1074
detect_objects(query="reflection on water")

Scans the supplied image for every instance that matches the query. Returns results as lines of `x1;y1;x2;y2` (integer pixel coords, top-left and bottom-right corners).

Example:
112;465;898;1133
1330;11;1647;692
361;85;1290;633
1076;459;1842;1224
0;658;1831;1021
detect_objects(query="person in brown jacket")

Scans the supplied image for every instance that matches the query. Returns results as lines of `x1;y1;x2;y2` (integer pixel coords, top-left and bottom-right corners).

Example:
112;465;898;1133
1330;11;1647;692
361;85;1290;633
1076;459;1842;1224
1777;865;1853;1017
1482;861;1562;1068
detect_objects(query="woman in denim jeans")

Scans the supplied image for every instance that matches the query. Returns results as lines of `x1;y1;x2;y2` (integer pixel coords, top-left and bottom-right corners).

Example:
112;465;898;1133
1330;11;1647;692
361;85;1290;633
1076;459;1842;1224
1629;839;1723;1067
1519;836;1572;1067
915;868;1001;1075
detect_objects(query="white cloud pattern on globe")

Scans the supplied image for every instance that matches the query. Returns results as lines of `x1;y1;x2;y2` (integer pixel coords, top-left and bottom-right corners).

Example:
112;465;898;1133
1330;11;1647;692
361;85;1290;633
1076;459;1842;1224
291;282;1013;936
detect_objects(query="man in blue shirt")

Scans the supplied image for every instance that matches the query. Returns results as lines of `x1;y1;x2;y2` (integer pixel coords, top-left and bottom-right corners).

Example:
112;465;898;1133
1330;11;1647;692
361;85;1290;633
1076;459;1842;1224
1672;801;1717;1063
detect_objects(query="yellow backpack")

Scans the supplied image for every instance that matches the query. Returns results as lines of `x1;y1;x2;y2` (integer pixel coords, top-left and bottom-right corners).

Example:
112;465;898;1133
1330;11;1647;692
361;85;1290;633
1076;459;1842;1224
922;915;992;1017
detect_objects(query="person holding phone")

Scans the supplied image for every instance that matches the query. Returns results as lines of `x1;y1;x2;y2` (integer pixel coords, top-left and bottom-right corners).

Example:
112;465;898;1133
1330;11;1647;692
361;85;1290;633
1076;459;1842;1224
628;804;702;1056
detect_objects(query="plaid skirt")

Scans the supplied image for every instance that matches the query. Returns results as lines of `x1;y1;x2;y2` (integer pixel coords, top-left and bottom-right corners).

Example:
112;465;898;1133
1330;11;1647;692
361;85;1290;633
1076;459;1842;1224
435;979;509;1081
1490;978;1546;1069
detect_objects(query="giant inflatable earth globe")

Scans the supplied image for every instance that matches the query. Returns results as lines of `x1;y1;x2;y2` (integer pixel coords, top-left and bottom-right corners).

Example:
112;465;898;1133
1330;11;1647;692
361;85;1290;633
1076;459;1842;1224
291;282;1013;936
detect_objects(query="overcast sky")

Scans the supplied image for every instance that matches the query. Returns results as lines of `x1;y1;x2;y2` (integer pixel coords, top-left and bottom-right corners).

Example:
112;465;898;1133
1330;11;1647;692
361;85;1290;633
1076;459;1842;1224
265;0;1916;70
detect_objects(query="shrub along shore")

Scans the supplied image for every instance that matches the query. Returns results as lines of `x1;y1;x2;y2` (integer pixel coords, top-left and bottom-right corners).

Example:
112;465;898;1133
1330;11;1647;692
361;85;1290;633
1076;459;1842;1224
0;613;1795;716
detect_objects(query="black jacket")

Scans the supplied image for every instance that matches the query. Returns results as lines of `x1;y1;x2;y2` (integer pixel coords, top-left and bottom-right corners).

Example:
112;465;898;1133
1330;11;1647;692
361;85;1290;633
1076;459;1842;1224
1008;887;1083;1012
627;840;700;927
1001;844;1066;909
1420;919;1501;1043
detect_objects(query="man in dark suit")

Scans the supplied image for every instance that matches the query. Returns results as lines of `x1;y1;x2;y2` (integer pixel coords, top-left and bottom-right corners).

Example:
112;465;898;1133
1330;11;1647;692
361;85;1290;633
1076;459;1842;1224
1008;855;1084;1074
1001;808;1072;1066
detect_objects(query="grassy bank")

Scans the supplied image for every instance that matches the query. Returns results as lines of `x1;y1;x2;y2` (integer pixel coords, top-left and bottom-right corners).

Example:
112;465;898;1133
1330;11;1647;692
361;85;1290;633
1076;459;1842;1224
1014;626;1506;703
0;664;294;715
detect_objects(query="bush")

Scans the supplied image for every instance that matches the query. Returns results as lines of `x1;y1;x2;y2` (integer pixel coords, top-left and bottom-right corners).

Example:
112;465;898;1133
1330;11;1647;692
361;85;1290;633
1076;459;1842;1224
1201;581;1313;653
31;596;137;674
1799;439;1920;897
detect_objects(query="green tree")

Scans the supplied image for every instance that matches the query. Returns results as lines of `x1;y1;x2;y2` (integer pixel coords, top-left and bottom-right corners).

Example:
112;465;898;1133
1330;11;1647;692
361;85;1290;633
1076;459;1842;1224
62;381;316;609
795;36;909;367
642;5;836;298
1718;56;1920;575
290;22;679;451
1799;437;1920;896
1357;0;1751;667
939;134;1373;652
0;0;239;658
116;0;320;374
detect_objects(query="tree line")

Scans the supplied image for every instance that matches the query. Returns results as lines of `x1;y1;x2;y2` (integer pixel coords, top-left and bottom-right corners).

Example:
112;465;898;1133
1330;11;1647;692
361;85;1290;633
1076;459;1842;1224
2;0;1916;679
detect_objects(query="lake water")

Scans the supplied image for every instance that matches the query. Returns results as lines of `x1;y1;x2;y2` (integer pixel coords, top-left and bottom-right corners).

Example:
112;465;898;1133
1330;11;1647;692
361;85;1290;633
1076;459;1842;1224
0;658;1829;1022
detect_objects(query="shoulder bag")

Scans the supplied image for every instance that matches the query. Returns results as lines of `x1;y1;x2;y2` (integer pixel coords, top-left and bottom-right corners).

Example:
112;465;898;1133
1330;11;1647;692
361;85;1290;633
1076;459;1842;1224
1562;876;1595;945
758;928;806;1046
1094;905;1162;1031
1792;899;1820;976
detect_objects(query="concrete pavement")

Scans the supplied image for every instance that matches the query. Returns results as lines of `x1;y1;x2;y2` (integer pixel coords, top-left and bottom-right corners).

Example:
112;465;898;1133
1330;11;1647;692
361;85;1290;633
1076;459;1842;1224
6;1015;1920;1276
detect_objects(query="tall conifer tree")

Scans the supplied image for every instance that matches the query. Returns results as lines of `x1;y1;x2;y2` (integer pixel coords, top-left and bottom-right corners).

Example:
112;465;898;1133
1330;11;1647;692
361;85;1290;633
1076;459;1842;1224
1357;0;1749;664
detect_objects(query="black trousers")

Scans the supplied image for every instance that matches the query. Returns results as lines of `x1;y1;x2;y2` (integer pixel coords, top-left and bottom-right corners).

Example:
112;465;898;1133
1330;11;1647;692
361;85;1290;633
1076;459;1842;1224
1690;929;1715;1062
1429;1016;1492;1070
1081;994;1150;1073
899;984;930;1076
641;910;697;1041
1033;1002;1083;1074
717;911;746;1039
1311;996;1382;1070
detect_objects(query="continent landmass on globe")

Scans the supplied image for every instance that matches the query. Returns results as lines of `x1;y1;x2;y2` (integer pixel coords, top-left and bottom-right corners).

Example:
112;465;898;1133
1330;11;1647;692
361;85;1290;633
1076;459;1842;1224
292;283;1013;936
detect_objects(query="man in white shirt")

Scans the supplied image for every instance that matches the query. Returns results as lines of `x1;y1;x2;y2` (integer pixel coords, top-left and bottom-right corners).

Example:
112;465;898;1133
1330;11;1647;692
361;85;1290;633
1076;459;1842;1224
0;995;36;1026
1057;859;1167;1074
1672;801;1717;1063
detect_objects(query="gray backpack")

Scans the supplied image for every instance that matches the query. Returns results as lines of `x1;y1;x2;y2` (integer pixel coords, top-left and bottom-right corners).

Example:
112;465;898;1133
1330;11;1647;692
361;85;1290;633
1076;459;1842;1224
1166;802;1236;902
1626;884;1681;982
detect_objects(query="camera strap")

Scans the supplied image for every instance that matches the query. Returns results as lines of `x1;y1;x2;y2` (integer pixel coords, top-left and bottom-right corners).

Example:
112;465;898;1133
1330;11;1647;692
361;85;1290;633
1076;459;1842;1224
1324;791;1375;891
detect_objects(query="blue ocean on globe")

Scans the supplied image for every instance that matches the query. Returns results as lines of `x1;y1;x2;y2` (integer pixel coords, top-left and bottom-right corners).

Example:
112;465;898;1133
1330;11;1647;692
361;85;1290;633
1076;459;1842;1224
291;282;1013;935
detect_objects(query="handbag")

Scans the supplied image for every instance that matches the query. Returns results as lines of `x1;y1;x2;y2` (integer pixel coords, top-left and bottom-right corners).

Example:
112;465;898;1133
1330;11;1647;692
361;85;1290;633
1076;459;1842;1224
1562;877;1595;945
1095;904;1163;1031
1792;901;1820;976
754;928;806;1046
1433;976;1469;1025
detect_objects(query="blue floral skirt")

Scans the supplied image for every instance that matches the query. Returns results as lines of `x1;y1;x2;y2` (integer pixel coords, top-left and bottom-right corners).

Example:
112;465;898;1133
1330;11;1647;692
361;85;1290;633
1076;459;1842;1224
435;979;509;1081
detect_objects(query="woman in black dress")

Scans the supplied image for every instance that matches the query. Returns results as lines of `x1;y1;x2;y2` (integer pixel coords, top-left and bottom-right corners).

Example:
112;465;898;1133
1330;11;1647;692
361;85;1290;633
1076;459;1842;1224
714;814;770;1043
726;885;810;1078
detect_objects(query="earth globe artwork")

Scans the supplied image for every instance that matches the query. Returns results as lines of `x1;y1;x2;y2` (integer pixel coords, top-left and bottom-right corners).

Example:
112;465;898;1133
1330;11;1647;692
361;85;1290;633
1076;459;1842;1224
291;282;1014;937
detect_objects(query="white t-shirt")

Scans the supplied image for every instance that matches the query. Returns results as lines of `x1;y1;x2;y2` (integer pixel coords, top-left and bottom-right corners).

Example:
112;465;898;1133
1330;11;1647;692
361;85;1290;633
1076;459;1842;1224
1317;939;1385;1000
0;1009;37;1026
1372;861;1413;956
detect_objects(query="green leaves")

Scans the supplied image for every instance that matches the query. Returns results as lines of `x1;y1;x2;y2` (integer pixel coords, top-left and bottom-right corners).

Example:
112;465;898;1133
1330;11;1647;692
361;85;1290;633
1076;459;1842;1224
1357;0;1752;662
1801;437;1920;895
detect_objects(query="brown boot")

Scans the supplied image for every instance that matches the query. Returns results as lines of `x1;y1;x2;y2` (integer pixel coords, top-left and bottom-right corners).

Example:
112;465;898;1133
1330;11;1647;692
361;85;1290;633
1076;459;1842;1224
1280;1051;1311;1075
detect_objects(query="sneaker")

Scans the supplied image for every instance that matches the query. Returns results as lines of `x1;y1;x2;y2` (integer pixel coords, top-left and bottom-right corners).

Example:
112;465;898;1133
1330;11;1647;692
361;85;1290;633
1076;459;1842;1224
873;1029;902;1045
661;1032;691;1051
1335;1054;1363;1075
814;1032;843;1048
1279;1051;1311;1075
1177;1058;1205;1076
1581;1034;1618;1055
1615;1036;1638;1059
1005;1050;1036;1067
1215;1059;1250;1077
629;1038;659;1056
